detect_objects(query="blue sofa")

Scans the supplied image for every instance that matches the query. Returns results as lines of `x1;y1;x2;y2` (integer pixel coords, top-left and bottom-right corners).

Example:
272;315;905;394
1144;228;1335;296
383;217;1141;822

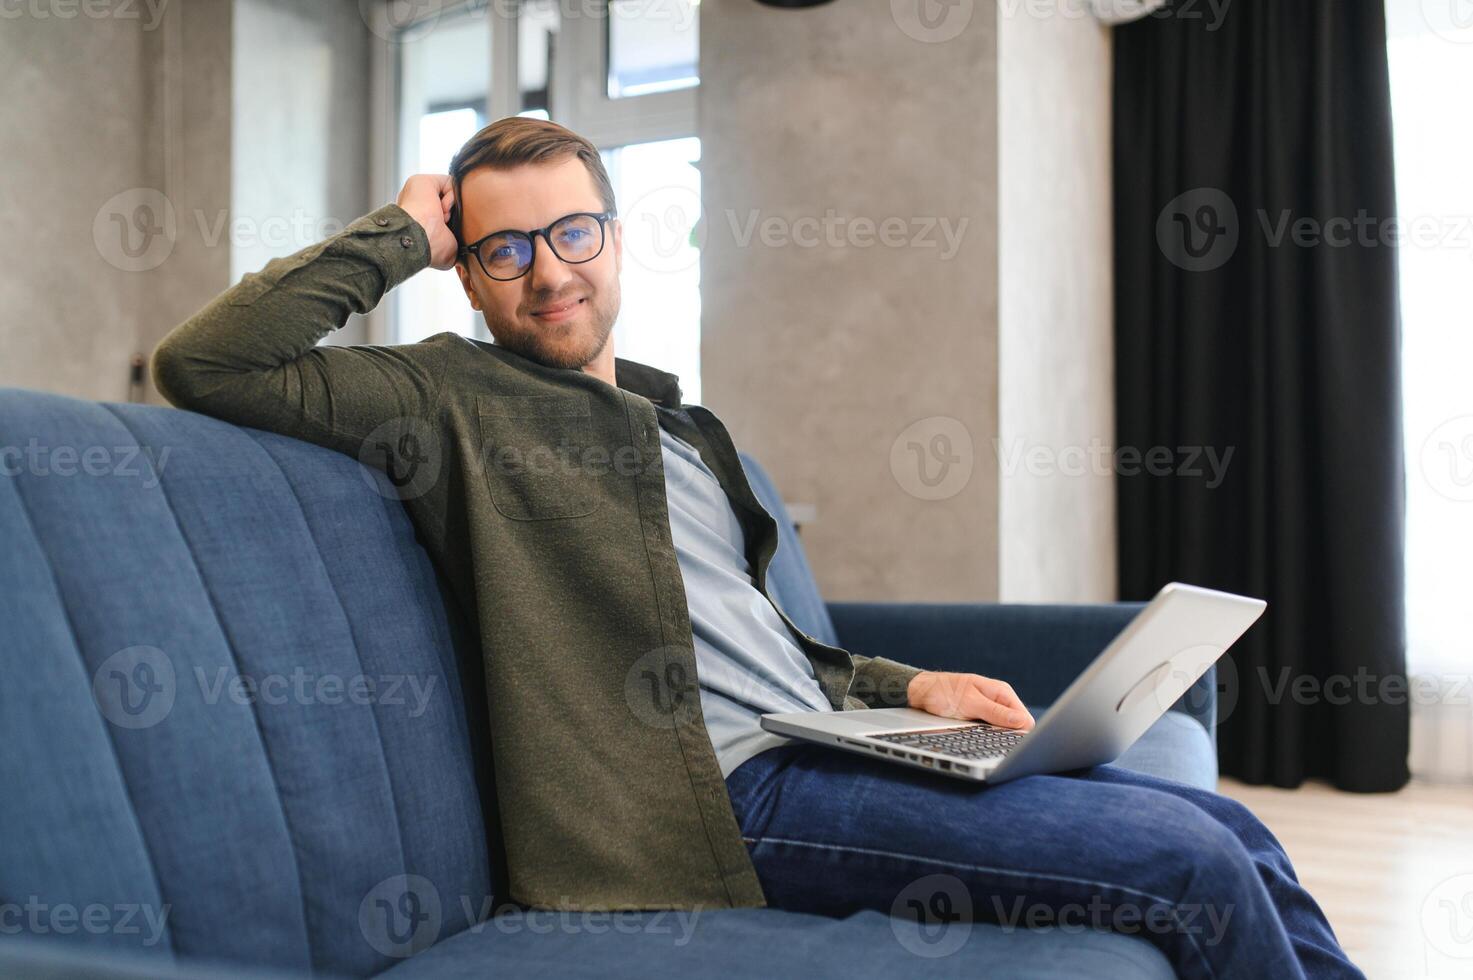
0;387;1217;979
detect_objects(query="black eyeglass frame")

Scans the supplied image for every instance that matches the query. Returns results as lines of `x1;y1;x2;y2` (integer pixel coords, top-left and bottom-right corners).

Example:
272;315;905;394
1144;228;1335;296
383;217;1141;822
457;211;616;281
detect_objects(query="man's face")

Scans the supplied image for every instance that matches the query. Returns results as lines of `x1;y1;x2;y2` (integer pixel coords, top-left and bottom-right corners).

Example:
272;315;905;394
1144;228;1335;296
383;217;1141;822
454;156;622;371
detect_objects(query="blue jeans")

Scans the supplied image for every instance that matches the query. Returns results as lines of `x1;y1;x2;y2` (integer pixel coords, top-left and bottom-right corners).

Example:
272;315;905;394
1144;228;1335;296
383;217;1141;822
725;742;1364;979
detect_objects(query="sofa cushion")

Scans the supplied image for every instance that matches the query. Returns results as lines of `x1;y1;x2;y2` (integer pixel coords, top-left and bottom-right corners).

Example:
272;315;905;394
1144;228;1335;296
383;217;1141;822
1113;707;1219;791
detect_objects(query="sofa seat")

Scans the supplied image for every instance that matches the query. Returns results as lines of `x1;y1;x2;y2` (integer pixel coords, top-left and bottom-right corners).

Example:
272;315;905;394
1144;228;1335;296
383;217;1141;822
381;903;1174;980
379;707;1212;980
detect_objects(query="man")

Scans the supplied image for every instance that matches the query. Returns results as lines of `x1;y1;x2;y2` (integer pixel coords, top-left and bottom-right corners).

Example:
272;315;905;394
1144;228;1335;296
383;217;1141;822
153;117;1362;978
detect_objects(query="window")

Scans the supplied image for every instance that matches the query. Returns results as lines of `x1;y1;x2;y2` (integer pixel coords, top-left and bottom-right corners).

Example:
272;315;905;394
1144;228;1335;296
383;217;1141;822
382;0;702;400
607;0;699;98
1386;5;1473;679
602;137;703;404
518;0;557;117
392;8;490;344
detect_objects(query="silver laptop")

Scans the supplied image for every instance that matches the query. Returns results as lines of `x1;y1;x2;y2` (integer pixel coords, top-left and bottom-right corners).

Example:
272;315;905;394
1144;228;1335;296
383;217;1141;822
760;583;1265;784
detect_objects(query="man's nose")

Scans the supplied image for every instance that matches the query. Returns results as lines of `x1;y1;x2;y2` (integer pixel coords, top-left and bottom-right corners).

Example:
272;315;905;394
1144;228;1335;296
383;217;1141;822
527;234;573;293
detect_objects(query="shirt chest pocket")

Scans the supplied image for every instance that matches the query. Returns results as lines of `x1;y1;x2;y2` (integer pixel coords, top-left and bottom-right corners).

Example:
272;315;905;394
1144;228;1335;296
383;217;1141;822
476;393;602;521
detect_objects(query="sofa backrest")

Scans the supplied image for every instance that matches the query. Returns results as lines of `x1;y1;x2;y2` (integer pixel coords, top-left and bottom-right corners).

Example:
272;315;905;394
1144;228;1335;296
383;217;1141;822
0;389;494;977
736;454;839;648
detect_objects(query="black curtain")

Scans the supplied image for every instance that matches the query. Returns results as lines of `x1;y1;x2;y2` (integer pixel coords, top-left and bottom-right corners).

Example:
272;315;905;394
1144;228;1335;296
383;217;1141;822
1113;0;1409;792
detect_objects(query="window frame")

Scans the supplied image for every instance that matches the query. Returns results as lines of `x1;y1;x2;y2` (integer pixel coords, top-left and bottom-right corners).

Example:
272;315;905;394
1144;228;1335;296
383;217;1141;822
366;0;698;344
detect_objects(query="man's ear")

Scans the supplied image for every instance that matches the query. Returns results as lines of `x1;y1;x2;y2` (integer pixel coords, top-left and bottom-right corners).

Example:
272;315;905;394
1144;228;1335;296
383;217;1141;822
611;217;622;276
454;260;482;312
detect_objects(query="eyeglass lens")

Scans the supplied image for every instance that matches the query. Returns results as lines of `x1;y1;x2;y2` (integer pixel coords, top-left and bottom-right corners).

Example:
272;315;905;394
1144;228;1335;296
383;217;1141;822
477;213;604;279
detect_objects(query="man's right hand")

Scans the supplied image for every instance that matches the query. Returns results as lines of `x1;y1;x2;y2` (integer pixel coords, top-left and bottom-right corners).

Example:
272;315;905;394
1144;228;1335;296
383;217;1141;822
397;174;459;271
906;671;1036;731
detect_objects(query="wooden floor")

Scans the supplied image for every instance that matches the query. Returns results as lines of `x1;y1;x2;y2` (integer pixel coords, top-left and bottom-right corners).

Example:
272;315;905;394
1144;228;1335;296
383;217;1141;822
1218;776;1473;978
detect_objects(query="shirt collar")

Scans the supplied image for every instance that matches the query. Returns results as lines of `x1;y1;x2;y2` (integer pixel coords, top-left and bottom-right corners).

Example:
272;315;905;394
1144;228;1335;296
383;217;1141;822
614;357;684;409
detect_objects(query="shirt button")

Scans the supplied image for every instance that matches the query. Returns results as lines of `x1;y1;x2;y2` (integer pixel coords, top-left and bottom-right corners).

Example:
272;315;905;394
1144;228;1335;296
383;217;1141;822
375;216;390;226
400;236;414;248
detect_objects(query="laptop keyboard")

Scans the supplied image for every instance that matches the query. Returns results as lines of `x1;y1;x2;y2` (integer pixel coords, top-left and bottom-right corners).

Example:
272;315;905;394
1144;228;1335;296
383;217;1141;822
870;723;1027;759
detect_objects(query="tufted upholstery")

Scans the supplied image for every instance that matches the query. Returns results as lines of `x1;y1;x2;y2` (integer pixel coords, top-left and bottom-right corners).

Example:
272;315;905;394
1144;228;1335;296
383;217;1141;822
0;389;493;976
1;387;1214;979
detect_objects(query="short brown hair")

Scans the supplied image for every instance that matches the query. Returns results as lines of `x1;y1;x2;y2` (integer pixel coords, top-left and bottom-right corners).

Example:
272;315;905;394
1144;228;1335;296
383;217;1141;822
447;116;618;248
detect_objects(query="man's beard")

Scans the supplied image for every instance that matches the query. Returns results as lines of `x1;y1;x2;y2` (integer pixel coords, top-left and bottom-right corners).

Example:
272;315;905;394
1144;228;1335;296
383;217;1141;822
486;285;619;371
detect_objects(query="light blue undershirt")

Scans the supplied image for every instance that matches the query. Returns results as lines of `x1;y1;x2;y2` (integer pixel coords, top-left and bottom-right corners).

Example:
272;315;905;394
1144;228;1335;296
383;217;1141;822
659;426;834;777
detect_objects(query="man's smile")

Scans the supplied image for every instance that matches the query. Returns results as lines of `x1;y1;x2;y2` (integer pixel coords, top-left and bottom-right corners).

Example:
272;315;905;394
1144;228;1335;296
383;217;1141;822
530;297;586;323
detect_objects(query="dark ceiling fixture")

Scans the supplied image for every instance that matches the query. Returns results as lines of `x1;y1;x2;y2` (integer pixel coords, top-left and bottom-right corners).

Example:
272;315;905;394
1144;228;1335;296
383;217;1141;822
751;0;835;8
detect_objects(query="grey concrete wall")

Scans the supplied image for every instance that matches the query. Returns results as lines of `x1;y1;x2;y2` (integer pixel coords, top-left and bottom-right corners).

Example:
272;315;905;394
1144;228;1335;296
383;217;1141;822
0;0;231;403
232;0;374;344
700;0;1116;603
997;7;1117;602
134;0;236;397
699;0;1001;603
0;0;372;403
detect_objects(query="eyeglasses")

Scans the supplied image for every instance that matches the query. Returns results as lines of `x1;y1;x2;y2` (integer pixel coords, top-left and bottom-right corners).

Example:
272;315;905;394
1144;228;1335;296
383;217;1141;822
459;211;615;281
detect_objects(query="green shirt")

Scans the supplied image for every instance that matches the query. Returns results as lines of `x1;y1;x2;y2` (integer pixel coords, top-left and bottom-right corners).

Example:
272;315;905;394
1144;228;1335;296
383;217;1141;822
151;202;924;912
